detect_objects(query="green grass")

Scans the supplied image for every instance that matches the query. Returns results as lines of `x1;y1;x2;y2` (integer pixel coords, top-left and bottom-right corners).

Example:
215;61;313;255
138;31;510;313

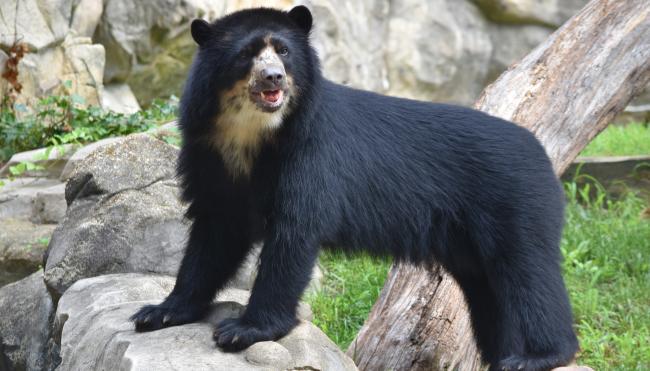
580;122;650;157
562;183;649;369
307;252;390;349
306;185;650;369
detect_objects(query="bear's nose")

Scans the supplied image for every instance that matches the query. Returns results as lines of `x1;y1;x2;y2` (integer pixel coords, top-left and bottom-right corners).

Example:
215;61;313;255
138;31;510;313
262;67;284;84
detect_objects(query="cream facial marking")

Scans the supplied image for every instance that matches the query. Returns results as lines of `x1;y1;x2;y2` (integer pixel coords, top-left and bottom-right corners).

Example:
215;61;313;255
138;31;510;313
212;41;292;178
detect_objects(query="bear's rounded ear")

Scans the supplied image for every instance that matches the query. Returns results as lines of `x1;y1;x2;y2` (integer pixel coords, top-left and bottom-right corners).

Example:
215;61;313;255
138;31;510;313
191;19;212;46
288;6;312;33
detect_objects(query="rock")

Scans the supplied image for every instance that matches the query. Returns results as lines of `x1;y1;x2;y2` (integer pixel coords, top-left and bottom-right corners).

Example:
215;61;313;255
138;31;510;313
63;134;178;200
101;83;142;114
485;23;552;82
244;342;292;369
229;243;265;290
59;137;124;181
54;274;357;371
0;219;55;283
96;0;291;105
60;36;106;106
0;0;58;51
384;0;493;104
44;179;189;297
307;0;499;104
0;144;77;179
552;366;594;371
147;121;180;146
44;134;188;296
0;2;106;107
70;0;104;38
472;0;589;27
0;178;62;219
0;270;58;371
45;133;321;299
30;183;67;224
96;0;220;103
307;0;390;92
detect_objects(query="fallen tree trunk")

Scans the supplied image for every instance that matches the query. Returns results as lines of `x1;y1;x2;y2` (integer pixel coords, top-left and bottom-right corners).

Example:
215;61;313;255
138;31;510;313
348;0;650;369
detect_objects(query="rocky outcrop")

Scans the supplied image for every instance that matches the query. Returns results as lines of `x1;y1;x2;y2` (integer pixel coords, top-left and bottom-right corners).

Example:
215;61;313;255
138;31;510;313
0;270;58;371
101;83;141;114
42;132;322;297
43;134;188;297
384;0;493;104
472;0;588;27
0;0;608;108
1;132;326;369
95;0;227;104
0;219;54;275
0;177;64;286
0;0;105;106
55;274;356;371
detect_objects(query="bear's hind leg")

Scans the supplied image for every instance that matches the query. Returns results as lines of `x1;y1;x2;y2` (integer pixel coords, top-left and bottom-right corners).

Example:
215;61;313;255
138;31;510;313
452;270;521;367
484;242;578;371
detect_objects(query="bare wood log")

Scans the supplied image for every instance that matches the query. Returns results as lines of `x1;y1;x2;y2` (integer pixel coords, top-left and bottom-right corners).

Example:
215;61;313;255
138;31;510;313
348;1;650;370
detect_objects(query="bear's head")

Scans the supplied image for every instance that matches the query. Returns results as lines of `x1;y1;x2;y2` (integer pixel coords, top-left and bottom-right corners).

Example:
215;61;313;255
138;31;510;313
188;6;315;126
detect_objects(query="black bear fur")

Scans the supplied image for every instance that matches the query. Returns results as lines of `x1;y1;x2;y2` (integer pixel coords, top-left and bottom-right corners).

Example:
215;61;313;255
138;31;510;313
131;6;579;371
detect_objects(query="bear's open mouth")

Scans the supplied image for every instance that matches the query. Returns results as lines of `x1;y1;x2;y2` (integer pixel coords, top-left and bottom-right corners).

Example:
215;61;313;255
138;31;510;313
251;89;285;112
262;90;283;103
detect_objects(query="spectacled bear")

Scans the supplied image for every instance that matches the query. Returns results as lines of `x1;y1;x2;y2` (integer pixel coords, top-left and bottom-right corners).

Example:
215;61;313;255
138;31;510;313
131;6;579;370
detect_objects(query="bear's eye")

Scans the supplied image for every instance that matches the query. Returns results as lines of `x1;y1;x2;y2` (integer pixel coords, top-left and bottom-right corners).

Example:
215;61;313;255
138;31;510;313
279;47;289;56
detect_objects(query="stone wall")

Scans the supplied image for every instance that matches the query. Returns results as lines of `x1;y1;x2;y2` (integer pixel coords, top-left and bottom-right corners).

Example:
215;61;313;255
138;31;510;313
1;0;598;111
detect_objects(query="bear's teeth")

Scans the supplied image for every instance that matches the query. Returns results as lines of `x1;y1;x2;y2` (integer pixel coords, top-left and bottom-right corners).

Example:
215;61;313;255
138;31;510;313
262;90;282;103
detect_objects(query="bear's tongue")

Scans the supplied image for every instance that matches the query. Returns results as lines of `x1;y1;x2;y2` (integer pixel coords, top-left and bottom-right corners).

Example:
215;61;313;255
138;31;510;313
261;90;282;103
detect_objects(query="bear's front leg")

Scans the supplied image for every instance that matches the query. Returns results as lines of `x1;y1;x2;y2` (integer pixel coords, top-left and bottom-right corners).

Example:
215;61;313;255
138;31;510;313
214;230;320;351
132;215;253;331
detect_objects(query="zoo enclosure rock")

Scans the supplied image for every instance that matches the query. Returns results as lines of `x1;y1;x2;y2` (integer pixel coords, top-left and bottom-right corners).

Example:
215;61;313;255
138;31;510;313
43;134;189;298
42;133;322;298
0;270;58;371
0;219;55;275
55;273;357;371
472;0;588;27
0;0;103;107
1;0;597;108
99;0;585;106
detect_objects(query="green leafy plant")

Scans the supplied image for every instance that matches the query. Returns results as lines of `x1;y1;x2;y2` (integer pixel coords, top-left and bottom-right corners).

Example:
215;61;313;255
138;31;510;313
0;92;178;163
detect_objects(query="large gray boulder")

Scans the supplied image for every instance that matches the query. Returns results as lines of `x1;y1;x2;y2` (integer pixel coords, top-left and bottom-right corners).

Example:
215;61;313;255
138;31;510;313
0;270;58;371
307;0;390;93
30;183;67;224
0;219;55;285
59;137;124;181
485;23;552;81
0;178;62;219
55;274;357;371
43;134;189;297
0;0;69;50
44;132;321;297
95;0;227;104
39;0;594;108
383;0;493;104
